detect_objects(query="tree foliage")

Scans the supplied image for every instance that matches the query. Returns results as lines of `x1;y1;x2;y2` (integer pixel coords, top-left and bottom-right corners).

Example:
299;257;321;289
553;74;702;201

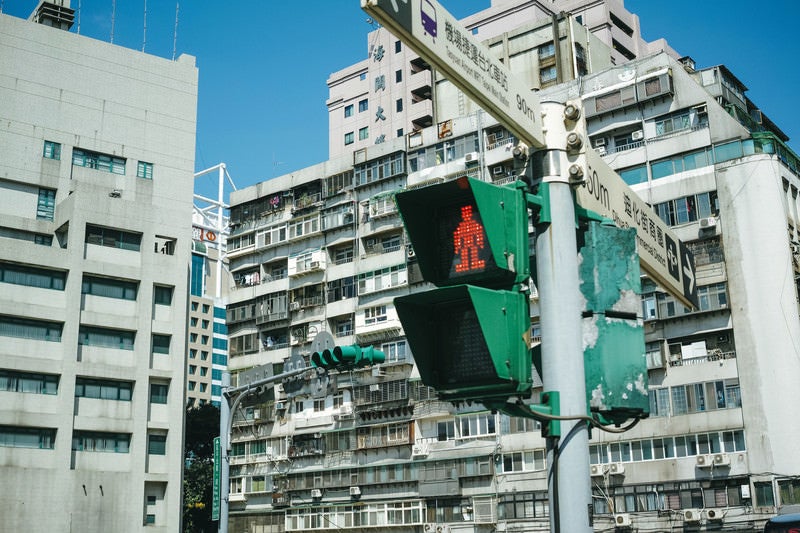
183;403;220;533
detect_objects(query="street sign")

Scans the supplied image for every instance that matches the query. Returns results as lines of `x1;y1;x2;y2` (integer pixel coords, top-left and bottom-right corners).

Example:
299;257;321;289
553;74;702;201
362;0;544;149
212;436;220;521
577;147;699;309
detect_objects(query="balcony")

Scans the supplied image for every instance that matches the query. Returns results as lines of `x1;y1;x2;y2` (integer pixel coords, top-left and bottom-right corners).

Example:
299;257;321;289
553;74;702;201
668;349;736;367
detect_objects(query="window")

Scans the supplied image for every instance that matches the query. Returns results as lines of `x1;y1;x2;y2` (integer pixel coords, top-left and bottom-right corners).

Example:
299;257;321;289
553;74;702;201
150;383;169;404
395;69;403;83
359;127;369;141
0;370;59;395
0;315;62;342
344;132;354;146
381;340;408;363
43;140;61;160
152;334;171;354
72;431;130;453
72;148;125;175
396;99;403;112
358;99;369;112
655;191;718;226
358;264;407;294
459;413;496;438
395;40;401;53
0;426;56;449
655;110;691;136
397;128;403;137
137;161;153;179
540;66;557;84
78;325;135;350
754;481;775;507
354;152;405;186
148;434;167;455
82;275;137;300
0;262;65;290
502;450;546;473
75;377;132;400
538;42;555;60
344;104;354;118
437;420;455;441
154;285;173;305
37;188;55;221
85;224;142;251
364;305;387;325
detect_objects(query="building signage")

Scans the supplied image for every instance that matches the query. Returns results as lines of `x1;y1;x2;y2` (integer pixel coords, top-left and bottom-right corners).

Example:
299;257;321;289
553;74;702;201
192;226;217;243
362;0;545;149
578;147;698;309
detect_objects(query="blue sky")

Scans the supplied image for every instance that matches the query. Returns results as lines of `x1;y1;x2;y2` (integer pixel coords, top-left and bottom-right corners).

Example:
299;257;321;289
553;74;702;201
3;1;798;199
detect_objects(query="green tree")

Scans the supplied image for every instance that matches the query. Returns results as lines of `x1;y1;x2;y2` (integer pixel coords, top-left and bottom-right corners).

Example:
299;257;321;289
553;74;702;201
183;403;219;533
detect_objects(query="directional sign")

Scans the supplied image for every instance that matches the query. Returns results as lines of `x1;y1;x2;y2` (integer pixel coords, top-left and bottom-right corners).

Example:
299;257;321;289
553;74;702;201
362;0;544;149
577;146;699;309
212;436;221;521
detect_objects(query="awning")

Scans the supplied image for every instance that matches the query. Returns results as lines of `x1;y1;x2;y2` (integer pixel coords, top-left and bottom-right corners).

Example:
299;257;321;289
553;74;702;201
230;261;260;273
325;234;355;248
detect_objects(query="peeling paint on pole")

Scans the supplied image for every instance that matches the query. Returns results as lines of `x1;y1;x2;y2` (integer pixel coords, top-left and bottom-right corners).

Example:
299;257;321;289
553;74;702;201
579;222;649;424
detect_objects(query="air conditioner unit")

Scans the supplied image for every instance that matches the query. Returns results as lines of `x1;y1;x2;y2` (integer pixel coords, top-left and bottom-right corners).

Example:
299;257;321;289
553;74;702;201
309;261;320;269
464;152;479;164
412;444;429;458
596;145;607;156
311;489;322;499
253;409;261;420
614;513;632;527
608;462;625;475
631;130;644;141
369;384;380;392
275;401;286;411
424;525;448;533
683;509;702;523
703;508;725;521
590;464;604;477
699;217;717;229
289;301;301;311
492;166;505;176
696;454;711;468
592;137;606;147
712;453;730;467
349;486;361;496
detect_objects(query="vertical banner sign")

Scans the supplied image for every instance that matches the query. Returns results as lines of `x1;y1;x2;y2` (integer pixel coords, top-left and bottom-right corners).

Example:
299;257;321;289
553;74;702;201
362;0;545;149
212;436;221;521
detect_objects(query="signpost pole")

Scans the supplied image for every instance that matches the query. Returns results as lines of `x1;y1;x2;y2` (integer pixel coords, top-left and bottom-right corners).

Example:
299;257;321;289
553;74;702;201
218;373;230;533
536;102;592;532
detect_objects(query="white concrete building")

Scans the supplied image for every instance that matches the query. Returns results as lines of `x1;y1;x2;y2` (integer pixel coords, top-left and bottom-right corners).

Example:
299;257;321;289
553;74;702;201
0;3;198;531
224;1;800;532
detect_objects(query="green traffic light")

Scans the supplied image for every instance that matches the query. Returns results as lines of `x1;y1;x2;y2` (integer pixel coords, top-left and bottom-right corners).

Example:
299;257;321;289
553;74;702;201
311;344;385;370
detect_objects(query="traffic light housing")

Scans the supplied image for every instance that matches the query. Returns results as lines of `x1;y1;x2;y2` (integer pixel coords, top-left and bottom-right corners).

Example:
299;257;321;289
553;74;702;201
395;176;530;289
395;285;531;401
311;344;385;370
394;177;533;402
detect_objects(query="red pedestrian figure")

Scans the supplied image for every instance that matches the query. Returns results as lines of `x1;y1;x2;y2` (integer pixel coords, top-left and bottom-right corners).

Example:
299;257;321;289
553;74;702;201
453;205;486;273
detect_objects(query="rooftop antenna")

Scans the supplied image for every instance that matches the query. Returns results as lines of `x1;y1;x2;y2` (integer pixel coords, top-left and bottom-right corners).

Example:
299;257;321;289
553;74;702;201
172;2;180;60
110;0;116;43
142;0;147;52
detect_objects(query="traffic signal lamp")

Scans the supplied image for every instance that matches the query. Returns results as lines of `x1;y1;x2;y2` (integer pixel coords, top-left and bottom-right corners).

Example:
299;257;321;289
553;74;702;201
311;344;385;370
395;176;529;289
394;283;532;402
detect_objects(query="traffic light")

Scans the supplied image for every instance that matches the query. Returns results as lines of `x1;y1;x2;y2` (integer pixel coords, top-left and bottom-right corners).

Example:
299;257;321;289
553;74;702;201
396;176;530;288
310;344;385;370
394;176;533;402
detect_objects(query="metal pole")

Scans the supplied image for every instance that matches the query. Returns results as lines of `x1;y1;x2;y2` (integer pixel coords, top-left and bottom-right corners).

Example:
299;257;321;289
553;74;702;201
536;101;592;532
219;372;231;533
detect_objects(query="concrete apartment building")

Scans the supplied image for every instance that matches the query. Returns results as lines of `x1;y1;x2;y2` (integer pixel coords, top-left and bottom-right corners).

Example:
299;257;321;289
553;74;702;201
222;1;800;532
0;2;197;531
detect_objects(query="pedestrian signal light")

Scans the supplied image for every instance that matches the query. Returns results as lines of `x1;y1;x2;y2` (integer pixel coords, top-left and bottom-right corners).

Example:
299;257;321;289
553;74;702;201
394;285;532;401
395;177;529;289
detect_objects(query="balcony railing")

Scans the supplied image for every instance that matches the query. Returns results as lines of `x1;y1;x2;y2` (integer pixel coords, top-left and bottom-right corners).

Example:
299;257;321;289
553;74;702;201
668;350;736;367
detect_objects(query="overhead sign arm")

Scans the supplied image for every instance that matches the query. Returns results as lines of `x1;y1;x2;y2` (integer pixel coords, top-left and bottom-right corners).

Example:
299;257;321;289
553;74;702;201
362;0;545;150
